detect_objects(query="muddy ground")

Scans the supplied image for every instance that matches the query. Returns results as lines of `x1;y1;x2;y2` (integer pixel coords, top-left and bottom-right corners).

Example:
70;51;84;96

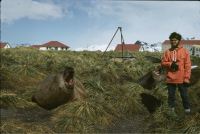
1;107;151;133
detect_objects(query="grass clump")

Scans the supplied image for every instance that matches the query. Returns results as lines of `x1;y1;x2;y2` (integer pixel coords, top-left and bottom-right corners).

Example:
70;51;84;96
0;48;200;133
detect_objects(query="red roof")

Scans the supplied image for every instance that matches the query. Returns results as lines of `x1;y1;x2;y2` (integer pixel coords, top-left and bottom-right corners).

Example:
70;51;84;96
0;42;8;48
115;44;141;52
0;44;6;48
42;41;69;48
163;40;200;45
31;45;43;48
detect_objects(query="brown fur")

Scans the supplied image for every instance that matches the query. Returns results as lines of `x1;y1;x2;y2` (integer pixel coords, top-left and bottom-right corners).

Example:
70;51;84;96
32;68;86;110
72;78;87;100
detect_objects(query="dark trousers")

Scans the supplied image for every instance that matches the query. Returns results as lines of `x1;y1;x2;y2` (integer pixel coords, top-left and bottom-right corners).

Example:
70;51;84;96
167;83;190;109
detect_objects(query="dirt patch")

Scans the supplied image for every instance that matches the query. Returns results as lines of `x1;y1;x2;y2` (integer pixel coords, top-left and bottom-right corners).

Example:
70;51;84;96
100;112;151;133
1;107;52;124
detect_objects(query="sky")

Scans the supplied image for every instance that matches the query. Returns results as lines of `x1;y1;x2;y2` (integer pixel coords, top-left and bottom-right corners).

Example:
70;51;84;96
1;0;200;51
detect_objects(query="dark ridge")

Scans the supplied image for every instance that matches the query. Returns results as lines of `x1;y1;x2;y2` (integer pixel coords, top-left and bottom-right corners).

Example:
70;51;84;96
137;71;156;90
190;68;200;86
140;93;162;113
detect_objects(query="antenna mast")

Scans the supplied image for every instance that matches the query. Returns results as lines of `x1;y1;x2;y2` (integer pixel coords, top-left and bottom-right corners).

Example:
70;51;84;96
103;27;125;57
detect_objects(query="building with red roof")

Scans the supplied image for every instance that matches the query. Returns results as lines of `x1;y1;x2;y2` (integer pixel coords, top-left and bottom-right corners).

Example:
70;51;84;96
31;45;43;49
31;41;69;51
162;39;200;57
0;42;11;49
115;44;141;52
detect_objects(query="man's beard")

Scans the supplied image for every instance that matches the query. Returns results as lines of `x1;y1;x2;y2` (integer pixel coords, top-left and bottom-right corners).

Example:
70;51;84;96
171;42;179;49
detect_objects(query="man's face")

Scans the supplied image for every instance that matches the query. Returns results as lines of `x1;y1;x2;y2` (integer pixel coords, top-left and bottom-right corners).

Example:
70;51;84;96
170;38;179;48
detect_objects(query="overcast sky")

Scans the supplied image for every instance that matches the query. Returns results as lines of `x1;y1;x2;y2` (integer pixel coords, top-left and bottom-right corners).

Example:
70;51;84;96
1;0;200;51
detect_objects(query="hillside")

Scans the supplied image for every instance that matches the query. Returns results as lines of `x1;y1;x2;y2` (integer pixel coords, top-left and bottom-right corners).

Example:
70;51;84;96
0;48;200;133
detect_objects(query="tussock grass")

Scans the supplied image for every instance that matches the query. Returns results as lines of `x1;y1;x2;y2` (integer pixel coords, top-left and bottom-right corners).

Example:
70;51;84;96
52;98;117;133
0;91;36;109
0;119;54;134
1;48;200;133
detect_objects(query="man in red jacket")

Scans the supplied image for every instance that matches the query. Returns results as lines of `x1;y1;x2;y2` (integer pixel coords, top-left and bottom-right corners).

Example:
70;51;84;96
161;32;191;115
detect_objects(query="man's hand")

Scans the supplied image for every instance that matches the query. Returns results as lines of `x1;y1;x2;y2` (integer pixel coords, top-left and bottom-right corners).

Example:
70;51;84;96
171;61;179;71
183;79;190;88
184;79;190;83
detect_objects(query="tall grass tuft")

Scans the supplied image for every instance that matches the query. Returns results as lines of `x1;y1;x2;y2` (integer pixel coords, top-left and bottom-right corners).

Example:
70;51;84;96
52;97;118;133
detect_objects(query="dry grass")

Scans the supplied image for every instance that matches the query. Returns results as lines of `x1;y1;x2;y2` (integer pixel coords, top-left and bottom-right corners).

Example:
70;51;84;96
1;48;200;133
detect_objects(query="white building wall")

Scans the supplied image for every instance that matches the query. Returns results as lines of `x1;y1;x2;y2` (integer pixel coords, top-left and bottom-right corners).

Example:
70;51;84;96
162;44;200;57
38;46;68;51
139;47;144;52
194;49;200;57
192;46;200;57
183;44;193;54
4;44;11;48
39;47;47;50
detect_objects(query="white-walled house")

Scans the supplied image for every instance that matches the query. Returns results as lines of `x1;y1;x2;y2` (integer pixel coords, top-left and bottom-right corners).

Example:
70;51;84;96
114;42;161;53
191;45;200;57
162;40;200;57
0;42;11;49
31;41;69;51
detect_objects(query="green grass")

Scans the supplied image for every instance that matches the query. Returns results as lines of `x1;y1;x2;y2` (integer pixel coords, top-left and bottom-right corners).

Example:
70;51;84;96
0;48;200;133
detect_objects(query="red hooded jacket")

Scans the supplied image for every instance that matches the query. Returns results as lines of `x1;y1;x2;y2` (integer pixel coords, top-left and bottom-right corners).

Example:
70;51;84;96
161;45;191;84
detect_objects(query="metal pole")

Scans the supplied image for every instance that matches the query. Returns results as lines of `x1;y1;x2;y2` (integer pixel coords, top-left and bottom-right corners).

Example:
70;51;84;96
119;27;125;58
102;27;120;56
